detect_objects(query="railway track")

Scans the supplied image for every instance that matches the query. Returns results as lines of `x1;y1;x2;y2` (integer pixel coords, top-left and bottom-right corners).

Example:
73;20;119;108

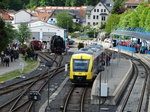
117;54;149;112
38;52;58;66
0;52;62;96
0;52;65;112
43;52;64;67
63;86;88;112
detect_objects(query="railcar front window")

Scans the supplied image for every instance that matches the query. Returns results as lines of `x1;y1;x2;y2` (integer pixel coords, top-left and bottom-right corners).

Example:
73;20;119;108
73;59;89;72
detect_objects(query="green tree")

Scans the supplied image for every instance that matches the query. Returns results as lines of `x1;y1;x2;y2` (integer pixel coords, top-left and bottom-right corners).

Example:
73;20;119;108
145;9;150;31
139;7;149;28
65;0;71;6
118;2;149;29
118;10;132;27
70;0;76;6
111;0;120;14
87;29;99;38
87;0;100;6
1;0;24;10
0;2;8;9
0;18;16;52
17;24;31;44
56;11;73;32
1;0;116;10
135;2;148;15
128;11;139;28
39;0;48;6
111;0;125;14
26;0;39;9
105;14;120;33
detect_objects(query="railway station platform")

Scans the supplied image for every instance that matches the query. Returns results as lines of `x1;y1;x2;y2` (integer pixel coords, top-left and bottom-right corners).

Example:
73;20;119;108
0;58;27;76
91;53;132;105
111;47;150;111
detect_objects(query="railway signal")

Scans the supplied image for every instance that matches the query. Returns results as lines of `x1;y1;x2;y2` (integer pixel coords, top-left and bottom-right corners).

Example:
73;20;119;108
28;91;41;112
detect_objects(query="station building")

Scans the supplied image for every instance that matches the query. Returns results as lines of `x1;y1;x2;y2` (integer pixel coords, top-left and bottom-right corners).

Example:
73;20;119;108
28;21;66;42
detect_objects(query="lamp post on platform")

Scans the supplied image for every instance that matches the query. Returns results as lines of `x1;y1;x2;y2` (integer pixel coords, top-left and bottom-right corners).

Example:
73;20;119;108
97;66;105;112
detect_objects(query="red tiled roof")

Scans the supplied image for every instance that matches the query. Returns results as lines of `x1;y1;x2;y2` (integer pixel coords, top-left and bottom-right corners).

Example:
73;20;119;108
125;0;145;4
35;6;87;11
2;14;10;20
0;10;5;14
0;10;13;20
2;14;13;20
37;12;53;22
35;6;87;19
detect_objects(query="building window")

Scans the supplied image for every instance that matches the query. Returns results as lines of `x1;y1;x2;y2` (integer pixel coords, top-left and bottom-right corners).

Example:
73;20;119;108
96;22;99;25
101;9;103;12
93;22;95;25
99;3;101;6
94;9;96;12
88;15;90;19
106;3;111;7
97;15;99;19
93;15;95;19
101;16;106;21
88;22;90;25
97;9;99;12
104;9;106;12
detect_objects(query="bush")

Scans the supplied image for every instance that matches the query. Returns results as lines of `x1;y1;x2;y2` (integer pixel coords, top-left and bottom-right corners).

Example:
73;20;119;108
19;44;28;55
26;47;34;57
77;37;93;40
70;32;81;38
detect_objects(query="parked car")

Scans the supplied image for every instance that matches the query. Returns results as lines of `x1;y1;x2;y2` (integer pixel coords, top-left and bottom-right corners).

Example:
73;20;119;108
66;39;75;45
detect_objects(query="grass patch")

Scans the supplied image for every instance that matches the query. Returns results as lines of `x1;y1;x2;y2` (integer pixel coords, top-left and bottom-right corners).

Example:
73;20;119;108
77;37;93;40
0;56;38;82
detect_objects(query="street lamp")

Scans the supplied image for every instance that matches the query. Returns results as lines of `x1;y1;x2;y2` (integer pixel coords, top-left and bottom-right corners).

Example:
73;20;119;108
45;61;52;111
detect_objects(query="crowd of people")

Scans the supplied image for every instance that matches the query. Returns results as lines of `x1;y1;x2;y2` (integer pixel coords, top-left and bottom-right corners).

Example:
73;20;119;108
0;46;19;67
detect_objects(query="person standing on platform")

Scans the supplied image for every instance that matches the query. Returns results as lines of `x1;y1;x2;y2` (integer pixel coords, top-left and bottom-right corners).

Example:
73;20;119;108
1;51;5;66
47;42;50;52
10;48;14;62
5;55;10;67
106;55;109;66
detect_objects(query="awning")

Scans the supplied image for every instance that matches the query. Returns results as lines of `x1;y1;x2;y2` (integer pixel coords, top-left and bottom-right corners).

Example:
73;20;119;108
111;30;150;41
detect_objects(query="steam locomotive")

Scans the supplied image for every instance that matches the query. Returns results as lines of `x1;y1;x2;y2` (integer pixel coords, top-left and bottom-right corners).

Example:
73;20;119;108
50;35;65;55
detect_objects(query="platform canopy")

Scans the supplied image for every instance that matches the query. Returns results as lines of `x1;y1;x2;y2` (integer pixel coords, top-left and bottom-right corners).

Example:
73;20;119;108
111;27;150;41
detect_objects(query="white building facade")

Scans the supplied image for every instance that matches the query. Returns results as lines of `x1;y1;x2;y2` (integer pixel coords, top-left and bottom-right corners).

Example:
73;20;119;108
85;0;114;27
13;10;31;24
28;21;66;42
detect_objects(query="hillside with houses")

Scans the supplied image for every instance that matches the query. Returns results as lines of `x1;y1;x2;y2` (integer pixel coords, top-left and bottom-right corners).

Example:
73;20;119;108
0;0;150;44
